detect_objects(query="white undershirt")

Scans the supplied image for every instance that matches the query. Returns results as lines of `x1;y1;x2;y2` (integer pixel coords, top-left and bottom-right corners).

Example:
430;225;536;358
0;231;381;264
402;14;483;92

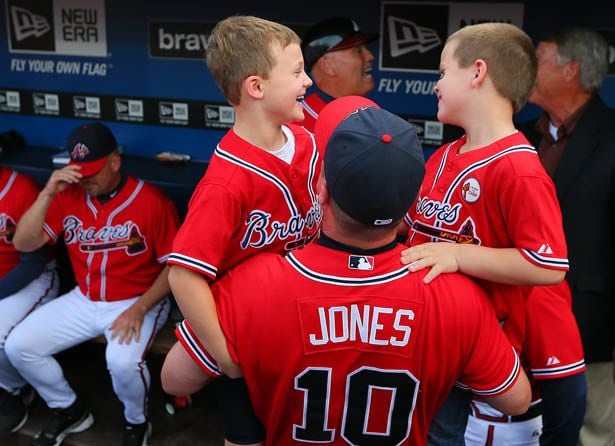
269;125;295;164
548;121;559;141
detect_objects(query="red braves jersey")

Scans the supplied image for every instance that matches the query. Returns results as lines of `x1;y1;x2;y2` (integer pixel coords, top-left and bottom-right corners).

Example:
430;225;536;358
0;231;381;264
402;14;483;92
0;168;40;278
406;132;569;352
168;124;321;280
297;90;330;133
43;176;179;301
200;240;521;446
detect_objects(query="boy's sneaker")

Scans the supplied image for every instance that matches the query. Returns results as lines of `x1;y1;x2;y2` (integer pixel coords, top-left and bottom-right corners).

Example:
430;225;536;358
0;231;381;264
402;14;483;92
31;398;94;446
0;388;28;433
123;421;151;446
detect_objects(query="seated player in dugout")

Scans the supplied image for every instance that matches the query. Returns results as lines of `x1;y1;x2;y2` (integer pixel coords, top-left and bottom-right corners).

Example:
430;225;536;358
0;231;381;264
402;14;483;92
179;96;532;445
8;122;180;446
297;16;378;132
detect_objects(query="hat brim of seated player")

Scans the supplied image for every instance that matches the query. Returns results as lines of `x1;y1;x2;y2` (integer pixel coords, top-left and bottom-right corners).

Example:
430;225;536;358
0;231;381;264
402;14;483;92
68;157;108;177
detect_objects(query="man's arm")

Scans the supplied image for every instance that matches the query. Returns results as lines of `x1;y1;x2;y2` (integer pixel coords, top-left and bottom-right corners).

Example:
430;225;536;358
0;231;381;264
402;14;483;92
109;264;172;344
483;367;531;415
169;265;240;378
0;247;48;299
401;243;564;285
14;165;83;252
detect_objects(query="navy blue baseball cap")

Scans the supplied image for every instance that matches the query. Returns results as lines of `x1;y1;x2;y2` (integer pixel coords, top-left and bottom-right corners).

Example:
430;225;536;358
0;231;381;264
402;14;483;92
317;96;425;226
302;17;378;71
67;123;117;177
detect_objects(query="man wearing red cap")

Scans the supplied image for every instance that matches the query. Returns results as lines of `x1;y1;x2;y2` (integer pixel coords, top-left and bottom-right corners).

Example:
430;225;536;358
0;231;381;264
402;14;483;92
181;96;532;445
298;17;378;132
8;122;180;446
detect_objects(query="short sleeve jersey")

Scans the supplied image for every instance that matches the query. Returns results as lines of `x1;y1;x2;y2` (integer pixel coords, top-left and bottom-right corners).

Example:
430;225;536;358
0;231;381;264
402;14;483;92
0;168;40;278
204;241;521;446
406;132;569;350
168;124;321;280
43;176;180;301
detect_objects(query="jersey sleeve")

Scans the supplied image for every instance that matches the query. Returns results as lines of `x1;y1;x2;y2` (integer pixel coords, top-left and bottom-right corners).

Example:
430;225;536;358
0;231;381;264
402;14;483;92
500;174;569;271
167;183;242;280
42;193;66;244
455;281;522;396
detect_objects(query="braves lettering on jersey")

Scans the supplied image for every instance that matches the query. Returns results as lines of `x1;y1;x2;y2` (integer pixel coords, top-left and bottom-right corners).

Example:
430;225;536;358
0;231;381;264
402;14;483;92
0;168;40;278
297;89;333;133
197;240;521;446
406;132;569;352
42;176;179;301
168;124;321;281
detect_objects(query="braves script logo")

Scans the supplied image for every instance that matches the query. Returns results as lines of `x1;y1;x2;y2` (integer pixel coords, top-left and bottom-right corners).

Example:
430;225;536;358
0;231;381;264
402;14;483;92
415;196;461;225
63;216;147;256
241;202;322;250
71;143;90;160
0;214;16;243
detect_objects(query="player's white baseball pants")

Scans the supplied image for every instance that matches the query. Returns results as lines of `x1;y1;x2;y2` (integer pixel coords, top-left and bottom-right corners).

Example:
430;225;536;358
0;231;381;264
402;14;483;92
5;286;169;424
465;400;542;446
0;267;59;392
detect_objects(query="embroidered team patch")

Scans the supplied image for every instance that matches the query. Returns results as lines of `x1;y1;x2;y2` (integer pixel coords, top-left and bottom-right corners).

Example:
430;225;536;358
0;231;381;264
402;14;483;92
348;255;374;270
461;178;481;203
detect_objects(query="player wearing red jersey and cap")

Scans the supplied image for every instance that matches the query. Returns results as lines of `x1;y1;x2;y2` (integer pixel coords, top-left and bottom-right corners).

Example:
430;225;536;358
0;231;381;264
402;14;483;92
8;122;179;446
399;24;586;445
0;167;59;434
185;96;531;446
297;17;378;132
160;16;320;446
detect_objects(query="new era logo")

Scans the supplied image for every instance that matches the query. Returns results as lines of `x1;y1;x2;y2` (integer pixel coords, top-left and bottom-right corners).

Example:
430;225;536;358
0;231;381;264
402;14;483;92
10;6;50;41
387;16;441;57
348;255;374;270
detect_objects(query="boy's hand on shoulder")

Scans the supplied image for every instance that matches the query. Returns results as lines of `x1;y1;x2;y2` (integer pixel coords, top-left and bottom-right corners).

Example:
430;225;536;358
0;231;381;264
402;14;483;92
400;242;460;284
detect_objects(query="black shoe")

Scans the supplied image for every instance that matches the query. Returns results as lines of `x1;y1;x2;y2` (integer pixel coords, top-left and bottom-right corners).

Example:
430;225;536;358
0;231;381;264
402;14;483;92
123;421;151;446
30;398;94;446
0;388;28;433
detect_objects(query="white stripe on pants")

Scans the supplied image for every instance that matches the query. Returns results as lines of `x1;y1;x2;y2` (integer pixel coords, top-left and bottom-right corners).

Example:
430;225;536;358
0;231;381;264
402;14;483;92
5;286;169;424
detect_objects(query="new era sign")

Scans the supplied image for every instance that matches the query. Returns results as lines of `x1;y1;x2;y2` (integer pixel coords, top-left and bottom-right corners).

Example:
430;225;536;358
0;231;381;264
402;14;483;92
6;0;107;56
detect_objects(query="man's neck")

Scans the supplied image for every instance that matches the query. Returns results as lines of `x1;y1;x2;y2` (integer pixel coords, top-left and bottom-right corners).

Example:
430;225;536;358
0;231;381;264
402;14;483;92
544;91;592;127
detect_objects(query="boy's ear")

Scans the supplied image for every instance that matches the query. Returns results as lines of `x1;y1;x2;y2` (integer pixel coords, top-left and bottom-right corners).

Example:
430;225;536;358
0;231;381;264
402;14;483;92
472;59;488;85
244;75;265;99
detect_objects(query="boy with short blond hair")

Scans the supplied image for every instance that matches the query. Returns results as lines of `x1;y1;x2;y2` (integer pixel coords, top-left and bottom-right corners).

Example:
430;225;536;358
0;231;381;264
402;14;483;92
162;15;320;446
401;23;586;445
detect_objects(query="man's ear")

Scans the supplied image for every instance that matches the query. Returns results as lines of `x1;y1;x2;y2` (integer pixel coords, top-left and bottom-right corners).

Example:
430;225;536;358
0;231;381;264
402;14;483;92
563;60;580;82
243;75;264;99
318;176;329;205
317;54;337;77
109;152;122;173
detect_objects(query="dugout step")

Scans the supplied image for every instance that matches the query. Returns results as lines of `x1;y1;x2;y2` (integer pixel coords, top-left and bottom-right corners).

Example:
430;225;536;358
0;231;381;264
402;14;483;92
0;343;223;446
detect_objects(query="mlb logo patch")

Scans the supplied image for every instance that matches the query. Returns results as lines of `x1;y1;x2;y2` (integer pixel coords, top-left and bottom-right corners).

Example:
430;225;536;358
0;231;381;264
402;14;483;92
348;255;374;271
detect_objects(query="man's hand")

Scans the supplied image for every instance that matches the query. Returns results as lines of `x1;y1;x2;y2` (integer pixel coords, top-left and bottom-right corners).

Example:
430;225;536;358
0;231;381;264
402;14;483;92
400;242;460;283
42;165;83;198
109;302;147;345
